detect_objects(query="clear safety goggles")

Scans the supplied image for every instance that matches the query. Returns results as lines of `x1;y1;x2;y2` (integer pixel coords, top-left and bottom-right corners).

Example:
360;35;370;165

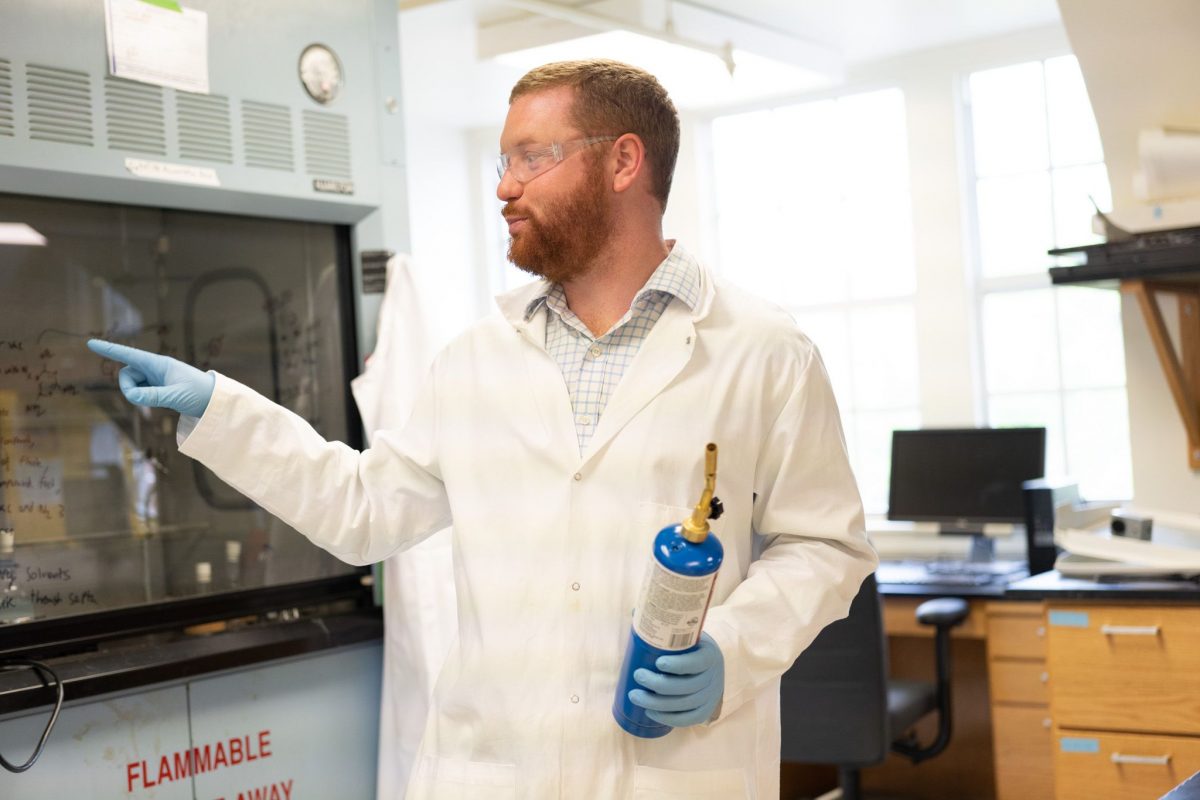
496;136;618;183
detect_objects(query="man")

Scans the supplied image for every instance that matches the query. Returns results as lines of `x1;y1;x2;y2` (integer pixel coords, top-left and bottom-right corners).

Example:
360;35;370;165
90;59;876;799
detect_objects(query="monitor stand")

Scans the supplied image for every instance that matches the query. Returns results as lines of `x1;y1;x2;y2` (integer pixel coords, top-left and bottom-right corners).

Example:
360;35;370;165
966;533;995;564
930;526;1023;576
935;525;993;559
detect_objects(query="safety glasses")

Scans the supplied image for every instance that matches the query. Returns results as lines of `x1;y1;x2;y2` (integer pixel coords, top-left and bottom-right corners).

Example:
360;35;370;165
496;136;618;183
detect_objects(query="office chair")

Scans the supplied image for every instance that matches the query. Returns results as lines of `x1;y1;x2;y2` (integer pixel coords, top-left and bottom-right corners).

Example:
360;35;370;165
780;574;969;800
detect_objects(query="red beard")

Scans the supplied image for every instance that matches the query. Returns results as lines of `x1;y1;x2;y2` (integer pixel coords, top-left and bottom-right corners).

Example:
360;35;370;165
504;158;614;284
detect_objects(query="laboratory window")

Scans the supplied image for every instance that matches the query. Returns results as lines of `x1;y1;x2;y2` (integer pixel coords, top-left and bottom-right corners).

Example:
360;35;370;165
710;88;920;513
964;55;1132;501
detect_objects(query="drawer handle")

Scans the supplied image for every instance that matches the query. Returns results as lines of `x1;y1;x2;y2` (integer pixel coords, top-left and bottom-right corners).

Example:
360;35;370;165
1111;753;1171;766
1100;624;1160;636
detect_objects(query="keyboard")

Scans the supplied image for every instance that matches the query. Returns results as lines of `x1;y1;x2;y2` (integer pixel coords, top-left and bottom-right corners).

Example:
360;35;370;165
876;560;1026;587
923;559;1026;577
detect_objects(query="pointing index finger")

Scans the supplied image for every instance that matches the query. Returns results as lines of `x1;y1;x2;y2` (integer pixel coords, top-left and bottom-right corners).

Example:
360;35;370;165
87;339;160;373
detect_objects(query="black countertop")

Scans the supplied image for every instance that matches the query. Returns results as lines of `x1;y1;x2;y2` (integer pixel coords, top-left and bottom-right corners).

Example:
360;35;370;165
878;580;1010;599
1006;570;1200;602
878;565;1200;602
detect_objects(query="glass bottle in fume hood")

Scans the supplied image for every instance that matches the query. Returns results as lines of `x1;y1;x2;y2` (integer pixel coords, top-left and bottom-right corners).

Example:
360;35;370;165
0;530;34;624
194;561;213;596
223;540;242;591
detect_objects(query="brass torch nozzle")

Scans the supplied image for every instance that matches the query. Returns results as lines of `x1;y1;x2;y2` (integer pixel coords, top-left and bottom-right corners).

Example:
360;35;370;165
681;443;718;543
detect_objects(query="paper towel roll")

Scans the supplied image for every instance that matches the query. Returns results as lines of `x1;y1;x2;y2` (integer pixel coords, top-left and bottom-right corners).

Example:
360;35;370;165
1135;128;1200;202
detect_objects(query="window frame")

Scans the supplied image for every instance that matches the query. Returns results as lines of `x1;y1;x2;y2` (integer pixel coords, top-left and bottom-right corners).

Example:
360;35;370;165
960;54;1132;501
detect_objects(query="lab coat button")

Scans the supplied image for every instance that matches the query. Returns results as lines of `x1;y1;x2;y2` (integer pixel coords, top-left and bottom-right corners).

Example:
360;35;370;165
570;694;580;704
571;582;580;591
573;473;582;481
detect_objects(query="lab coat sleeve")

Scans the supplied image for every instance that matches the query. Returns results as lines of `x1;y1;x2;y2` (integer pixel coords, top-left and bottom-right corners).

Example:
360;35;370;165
701;347;877;724
177;368;451;566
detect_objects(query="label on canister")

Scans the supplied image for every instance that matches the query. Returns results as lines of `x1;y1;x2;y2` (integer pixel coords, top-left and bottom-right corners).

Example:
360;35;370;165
632;559;717;650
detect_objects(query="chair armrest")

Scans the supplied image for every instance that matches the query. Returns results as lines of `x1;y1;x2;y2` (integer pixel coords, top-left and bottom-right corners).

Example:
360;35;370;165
892;596;969;765
915;597;969;628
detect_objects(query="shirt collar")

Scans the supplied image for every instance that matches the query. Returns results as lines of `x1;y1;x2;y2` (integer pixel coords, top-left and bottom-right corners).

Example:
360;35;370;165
520;241;702;322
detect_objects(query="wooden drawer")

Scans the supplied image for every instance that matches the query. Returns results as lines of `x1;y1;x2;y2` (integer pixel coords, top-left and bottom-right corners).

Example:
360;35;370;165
1054;729;1200;799
987;603;1047;660
993;706;1053;800
1048;605;1200;735
990;659;1050;705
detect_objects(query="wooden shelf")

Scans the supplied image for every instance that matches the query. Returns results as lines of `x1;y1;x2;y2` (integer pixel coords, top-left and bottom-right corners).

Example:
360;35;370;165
1050;248;1200;471
1122;279;1200;470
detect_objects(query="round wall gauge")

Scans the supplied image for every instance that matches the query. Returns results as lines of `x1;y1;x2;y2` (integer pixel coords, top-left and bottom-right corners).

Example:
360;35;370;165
299;44;343;105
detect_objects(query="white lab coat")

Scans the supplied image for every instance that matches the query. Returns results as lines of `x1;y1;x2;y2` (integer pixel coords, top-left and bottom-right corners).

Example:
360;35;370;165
178;252;877;799
348;254;458;800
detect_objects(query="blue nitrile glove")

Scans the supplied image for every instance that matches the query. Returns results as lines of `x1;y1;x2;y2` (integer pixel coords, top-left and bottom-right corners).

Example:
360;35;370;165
628;633;724;728
87;339;215;418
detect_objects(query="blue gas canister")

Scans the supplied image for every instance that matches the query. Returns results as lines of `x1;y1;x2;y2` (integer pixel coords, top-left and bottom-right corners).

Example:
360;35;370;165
613;443;724;738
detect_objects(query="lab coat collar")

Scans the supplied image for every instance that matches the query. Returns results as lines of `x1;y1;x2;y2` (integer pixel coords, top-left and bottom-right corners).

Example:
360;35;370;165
498;243;713;469
494;241;717;339
510;288;700;470
579;295;696;464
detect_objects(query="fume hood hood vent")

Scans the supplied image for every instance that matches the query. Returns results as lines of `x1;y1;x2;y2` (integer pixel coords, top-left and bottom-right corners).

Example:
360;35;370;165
242;100;294;171
0;58;11;137
0;59;12;137
26;63;93;147
104;77;166;156
177;92;233;164
302;110;351;179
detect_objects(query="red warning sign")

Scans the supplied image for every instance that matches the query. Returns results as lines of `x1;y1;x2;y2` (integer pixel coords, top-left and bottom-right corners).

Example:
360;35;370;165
125;729;273;791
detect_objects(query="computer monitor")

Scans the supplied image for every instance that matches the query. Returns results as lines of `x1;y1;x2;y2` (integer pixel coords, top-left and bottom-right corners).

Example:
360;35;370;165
888;427;1047;560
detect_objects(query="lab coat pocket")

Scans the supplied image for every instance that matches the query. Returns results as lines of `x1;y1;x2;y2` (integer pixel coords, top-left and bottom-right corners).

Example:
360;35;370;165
413;756;517;800
632;764;749;799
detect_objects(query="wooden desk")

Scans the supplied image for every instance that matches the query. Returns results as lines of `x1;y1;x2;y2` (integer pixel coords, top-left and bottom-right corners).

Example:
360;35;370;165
984;601;1053;800
1009;572;1200;800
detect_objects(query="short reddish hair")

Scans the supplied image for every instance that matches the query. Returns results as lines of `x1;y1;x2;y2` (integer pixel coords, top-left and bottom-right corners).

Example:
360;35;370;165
509;59;680;211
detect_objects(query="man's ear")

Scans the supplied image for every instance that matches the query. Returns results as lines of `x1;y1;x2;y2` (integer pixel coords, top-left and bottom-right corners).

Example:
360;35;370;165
610;133;646;195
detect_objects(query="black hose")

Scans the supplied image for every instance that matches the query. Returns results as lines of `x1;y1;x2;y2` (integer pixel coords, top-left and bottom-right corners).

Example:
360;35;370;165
183;267;281;510
0;658;64;773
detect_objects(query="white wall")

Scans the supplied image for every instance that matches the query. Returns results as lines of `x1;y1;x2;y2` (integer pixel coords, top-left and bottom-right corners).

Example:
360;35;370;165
397;0;523;338
661;112;707;254
1124;293;1200;512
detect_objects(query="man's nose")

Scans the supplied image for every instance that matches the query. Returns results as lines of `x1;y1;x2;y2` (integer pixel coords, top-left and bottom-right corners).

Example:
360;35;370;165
496;168;523;202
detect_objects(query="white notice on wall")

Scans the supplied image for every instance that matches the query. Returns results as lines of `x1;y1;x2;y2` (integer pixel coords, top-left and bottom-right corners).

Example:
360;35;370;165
103;0;209;94
125;157;220;187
